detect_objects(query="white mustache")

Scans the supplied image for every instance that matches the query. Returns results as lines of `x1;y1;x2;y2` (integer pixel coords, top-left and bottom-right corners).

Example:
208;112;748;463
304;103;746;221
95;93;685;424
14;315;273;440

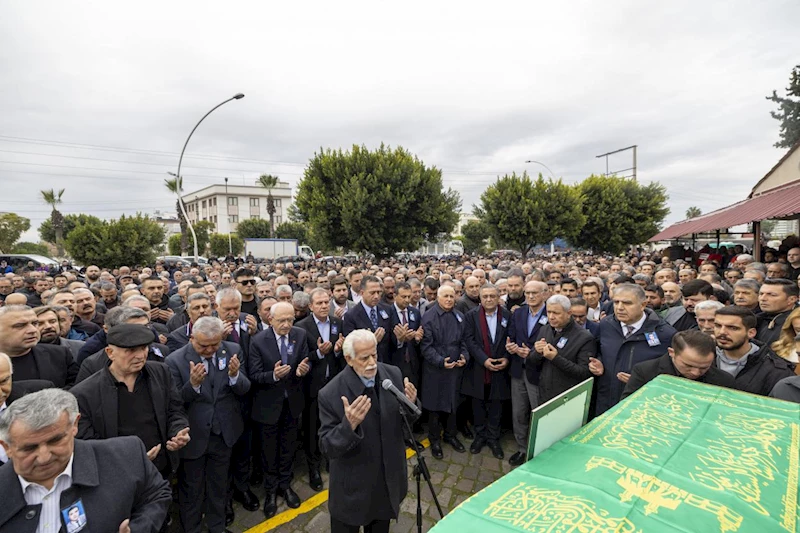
365;365;377;371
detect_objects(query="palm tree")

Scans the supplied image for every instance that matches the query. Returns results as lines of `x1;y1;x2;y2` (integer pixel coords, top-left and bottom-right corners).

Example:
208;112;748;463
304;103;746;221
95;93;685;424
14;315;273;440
258;174;279;238
41;188;65;256
685;206;702;219
165;176;188;254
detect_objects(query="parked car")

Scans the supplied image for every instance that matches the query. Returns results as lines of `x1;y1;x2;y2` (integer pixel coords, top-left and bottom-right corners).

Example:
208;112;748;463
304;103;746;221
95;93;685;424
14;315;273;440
156;255;209;268
0;254;60;272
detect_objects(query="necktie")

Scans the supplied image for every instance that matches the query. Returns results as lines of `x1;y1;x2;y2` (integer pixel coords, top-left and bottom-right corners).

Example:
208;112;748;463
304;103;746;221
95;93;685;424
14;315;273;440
625;325;635;338
280;336;289;365
370;307;378;330
401;309;410;362
229;323;240;344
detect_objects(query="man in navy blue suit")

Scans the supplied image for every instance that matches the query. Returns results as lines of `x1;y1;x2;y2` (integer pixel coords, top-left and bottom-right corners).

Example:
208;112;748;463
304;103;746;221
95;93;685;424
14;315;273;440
387;282;424;387
248;302;311;519
505;280;549;466
343;275;392;364
569;298;600;337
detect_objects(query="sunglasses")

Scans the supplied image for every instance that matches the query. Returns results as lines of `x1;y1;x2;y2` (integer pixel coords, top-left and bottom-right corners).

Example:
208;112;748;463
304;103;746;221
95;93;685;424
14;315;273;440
238;279;257;286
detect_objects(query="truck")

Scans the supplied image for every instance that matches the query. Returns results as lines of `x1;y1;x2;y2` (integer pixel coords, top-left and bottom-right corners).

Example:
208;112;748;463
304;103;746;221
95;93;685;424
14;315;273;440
243;239;314;261
415;239;464;257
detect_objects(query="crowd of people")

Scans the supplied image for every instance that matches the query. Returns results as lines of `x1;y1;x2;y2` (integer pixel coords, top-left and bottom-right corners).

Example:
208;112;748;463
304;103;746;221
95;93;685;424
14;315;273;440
2;243;800;533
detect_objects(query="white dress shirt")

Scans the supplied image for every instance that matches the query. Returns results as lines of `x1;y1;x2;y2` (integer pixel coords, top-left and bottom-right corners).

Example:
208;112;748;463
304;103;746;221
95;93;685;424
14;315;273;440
621;312;647;337
485;310;498;343
314;315;331;360
20;454;74;533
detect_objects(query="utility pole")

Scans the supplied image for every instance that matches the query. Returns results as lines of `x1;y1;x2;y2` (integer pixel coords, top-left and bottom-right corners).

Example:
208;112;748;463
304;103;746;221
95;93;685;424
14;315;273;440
595;145;638;180
224;177;232;254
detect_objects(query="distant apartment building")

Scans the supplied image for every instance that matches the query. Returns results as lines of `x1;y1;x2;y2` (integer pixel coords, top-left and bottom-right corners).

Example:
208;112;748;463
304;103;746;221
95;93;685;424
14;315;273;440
181;180;292;234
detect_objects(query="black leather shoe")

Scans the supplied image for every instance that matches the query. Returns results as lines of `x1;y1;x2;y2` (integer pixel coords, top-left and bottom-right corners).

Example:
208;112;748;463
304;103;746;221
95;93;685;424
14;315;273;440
489;441;505;460
263;492;277;518
444;436;466;453
309;469;323;492
431;442;444;459
280;486;301;509
233;488;260;512
404;438;424;450
225;500;234;526
461;425;474;440
509;451;525;466
470;438;486;454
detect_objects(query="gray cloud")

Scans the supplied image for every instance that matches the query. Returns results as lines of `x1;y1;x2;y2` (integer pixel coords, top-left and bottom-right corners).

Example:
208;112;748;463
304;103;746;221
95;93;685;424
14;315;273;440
1;0;798;243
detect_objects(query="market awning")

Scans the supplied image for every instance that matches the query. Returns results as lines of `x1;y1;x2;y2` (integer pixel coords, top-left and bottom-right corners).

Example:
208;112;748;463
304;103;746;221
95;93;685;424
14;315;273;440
649;179;800;241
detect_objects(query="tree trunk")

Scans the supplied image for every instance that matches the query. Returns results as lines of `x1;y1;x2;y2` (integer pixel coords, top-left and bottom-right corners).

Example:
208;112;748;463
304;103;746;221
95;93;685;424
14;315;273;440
176;199;188;254
52;209;64;257
267;192;276;238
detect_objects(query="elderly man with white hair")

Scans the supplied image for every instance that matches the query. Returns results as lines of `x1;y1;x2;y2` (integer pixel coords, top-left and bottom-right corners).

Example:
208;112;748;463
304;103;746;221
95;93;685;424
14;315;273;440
248;302;311;518
318;329;419;533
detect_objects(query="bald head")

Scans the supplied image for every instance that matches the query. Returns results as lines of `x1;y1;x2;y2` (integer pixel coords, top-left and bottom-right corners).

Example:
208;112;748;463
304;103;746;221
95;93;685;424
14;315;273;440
4;294;28;306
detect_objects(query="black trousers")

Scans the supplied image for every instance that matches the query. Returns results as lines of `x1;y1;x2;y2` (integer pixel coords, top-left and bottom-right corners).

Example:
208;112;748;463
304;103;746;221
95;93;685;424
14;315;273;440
472;388;503;443
227;418;253;498
178;433;231;533
428;410;457;443
260;398;299;493
331;516;391;533
303;395;323;471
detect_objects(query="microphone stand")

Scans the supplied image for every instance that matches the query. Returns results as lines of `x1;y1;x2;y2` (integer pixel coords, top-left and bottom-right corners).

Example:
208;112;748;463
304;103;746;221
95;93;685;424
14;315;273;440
401;407;444;533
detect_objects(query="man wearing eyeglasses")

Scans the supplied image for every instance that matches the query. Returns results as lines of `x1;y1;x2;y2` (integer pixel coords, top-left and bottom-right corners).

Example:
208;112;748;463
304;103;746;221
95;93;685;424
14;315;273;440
234;268;260;320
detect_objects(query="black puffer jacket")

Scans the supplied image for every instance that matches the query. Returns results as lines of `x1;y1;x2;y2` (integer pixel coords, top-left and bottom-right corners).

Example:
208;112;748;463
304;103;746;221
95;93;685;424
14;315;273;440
720;340;795;397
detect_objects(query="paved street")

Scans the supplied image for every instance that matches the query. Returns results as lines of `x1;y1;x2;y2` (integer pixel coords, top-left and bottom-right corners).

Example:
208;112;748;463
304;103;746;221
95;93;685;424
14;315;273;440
225;432;516;533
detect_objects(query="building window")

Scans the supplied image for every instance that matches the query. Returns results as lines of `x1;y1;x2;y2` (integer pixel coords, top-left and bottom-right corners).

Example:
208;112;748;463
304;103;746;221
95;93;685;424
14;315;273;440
228;197;238;206
251;214;260;220
228;215;238;223
274;199;282;208
211;198;216;206
202;200;207;209
275;216;282;225
250;197;259;207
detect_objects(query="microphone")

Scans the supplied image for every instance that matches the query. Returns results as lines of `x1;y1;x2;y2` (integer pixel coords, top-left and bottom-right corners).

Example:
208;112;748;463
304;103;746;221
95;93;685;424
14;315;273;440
382;378;422;416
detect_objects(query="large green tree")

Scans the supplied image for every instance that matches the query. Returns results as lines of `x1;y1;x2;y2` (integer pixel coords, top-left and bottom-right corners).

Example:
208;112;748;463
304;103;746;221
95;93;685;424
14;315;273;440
275;221;308;243
41;188;65;256
0;213;31;253
167;234;183;255
460;219;490;255
295;144;461;257
766;65;800;149
39;214;103;244
236;218;273;239
209;233;243;257
574;175;669;254
193;220;215;254
12;242;51;255
65;214;165;266
476;173;585;256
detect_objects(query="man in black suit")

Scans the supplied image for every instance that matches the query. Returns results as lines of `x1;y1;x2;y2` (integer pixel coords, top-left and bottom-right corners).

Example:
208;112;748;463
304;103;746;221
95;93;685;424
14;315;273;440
0;305;78;388
166;317;251;533
387;282;424;387
215;287;260;519
529;295;595;404
0;389;172;533
165;292;214;352
343;275;392;364
318;329;420;533
248;302;311;518
70;323;189;532
622;329;736;399
295;288;345;491
463;283;511;459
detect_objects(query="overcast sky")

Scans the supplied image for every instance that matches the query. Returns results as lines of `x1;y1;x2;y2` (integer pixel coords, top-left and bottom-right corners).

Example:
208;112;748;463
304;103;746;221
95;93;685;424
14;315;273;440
2;0;798;244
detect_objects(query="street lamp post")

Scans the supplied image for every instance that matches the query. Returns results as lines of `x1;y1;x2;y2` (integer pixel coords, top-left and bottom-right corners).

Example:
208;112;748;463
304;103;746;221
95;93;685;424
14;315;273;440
173;93;245;262
224;177;232;255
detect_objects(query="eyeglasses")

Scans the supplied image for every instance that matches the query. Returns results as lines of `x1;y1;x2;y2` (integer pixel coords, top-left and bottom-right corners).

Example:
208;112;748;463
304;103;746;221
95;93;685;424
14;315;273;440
238;279;257;286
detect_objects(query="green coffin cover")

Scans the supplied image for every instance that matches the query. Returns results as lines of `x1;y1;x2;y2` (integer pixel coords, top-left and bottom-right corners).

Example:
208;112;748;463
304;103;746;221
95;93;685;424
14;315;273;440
430;375;800;533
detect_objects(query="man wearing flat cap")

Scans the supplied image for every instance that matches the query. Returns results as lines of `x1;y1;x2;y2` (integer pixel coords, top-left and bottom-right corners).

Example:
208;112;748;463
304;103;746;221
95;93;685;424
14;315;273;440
70;323;190;532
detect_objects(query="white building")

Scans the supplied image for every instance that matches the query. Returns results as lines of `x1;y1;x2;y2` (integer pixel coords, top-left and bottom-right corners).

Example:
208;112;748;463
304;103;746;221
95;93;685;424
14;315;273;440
454;212;479;236
152;210;181;250
181;181;292;234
